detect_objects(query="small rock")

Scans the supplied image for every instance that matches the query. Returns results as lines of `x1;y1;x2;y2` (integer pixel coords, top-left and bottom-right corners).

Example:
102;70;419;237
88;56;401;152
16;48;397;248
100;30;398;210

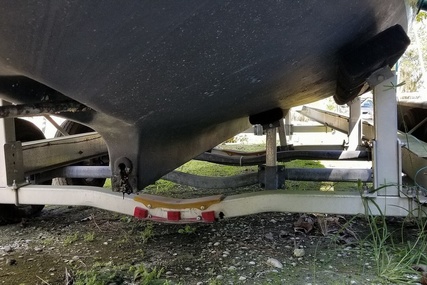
184;267;191;271
279;231;290;238
27;258;35;261
228;266;236;271
3;246;12;253
165;271;173;275
266;257;283;269
196;282;203;285
34;247;43;253
216;275;223;280
213;242;220;246
294;248;305;257
249;261;256;265
239;276;247;281
265;232;274;240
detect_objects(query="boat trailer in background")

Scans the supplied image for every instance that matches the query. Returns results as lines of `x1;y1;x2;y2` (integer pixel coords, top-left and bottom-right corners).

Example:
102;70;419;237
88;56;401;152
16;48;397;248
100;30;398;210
1;67;427;222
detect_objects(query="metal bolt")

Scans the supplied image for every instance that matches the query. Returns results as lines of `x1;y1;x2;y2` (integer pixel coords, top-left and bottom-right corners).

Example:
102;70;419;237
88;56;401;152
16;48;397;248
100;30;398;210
200;206;205;210
147;214;152;218
147;204;152;209
197;216;202;221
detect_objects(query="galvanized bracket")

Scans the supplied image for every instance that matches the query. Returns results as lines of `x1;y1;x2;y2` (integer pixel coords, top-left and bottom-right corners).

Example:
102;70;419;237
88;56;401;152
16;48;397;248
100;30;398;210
401;185;427;204
4;141;26;187
366;67;394;88
258;165;286;189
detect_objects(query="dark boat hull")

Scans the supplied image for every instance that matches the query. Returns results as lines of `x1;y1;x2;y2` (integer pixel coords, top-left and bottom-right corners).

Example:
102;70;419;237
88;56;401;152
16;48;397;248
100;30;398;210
0;1;416;190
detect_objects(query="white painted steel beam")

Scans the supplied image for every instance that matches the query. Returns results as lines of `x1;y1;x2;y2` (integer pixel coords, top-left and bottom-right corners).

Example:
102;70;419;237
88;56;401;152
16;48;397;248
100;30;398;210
348;97;362;150
370;70;401;195
0;185;420;219
0;100;15;187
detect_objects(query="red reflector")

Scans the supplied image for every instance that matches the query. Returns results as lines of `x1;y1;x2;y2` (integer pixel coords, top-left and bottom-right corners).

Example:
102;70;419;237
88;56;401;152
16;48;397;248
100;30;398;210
167;211;181;221
134;207;148;219
202;211;215;222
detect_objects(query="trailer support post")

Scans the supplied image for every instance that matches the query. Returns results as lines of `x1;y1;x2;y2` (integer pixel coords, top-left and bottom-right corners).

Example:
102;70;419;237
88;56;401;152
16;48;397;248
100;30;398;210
368;68;401;196
348;97;362;150
0;100;15;188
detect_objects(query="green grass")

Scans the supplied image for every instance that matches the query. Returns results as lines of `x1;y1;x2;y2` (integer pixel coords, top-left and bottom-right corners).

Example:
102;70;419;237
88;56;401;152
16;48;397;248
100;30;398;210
83;232;96;242
178;224;197;234
360;195;427;284
72;262;166;285
64;233;79;245
177;160;258;177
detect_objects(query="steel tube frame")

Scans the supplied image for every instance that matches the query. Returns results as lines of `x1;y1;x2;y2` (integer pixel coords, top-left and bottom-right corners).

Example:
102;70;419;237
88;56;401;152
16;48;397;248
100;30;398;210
0;185;420;219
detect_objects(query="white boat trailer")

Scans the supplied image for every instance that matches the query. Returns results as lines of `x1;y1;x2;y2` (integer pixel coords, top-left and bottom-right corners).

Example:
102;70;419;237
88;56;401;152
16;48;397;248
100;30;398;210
1;67;426;223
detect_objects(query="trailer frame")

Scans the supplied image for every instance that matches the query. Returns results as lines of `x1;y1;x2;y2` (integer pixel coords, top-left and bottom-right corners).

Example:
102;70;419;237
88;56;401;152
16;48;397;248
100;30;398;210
1;67;427;222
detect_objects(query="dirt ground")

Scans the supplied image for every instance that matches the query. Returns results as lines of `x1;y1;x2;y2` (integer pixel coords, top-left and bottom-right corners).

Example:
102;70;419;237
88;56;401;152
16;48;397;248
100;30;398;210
0;201;421;285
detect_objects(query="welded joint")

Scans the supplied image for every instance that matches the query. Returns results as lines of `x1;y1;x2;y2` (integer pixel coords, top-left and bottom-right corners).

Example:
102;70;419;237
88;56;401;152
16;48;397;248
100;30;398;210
9;179;31;206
